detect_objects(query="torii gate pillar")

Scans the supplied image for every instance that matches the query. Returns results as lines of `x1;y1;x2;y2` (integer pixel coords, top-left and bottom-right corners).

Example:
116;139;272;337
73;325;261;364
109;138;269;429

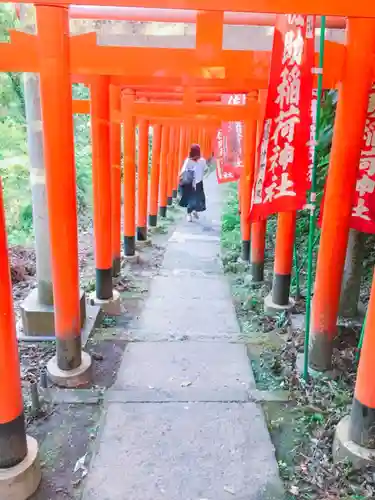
36;5;92;386
309;18;375;372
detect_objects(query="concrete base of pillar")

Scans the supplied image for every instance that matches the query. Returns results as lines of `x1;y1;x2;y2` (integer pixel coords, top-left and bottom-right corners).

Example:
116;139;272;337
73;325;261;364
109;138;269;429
264;293;294;316
89;289;122;316
123;252;140;264
333;416;375;468
17;302;101;344
295;352;335;380
136;238;152;249
47;351;92;388
0;435;41;500
20;288;86;338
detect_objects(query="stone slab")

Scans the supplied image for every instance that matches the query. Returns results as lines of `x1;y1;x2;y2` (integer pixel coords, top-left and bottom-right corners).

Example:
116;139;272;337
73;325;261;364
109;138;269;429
169;231;220;243
148;275;232;300
162;251;223;274
106;388;250;403
114;342;255;392
133;298;240;339
83;402;283;500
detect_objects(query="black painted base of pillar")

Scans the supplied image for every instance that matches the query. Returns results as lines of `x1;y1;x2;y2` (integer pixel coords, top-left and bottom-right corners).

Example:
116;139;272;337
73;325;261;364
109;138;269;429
308;331;334;372
149;214;157;227
137;226;148;241
112;257;121;277
0;413;27;468
271;273;291;306
96;267;113;300
241;240;250;262
124;235;135;256
167;196;173;206
159;206;167;218
350;398;375;448
251;261;264;283
56;335;82;371
172;189;178;199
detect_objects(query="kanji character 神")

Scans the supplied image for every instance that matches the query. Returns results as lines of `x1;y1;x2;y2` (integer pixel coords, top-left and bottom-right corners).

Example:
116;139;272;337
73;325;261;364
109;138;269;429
279;142;295;171
356;173;375;197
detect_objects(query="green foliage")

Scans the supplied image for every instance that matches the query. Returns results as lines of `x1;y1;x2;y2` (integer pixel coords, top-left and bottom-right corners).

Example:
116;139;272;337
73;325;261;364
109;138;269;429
0;6;25;121
73;84;93;214
0;156;32;244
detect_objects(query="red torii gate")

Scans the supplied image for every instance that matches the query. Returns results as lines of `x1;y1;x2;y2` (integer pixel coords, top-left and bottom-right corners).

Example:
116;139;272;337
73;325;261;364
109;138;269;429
1;3;375;497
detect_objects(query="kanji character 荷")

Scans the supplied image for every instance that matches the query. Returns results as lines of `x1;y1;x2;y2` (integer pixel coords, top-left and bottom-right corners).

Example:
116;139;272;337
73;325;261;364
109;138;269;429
272;106;300;144
359;157;375;176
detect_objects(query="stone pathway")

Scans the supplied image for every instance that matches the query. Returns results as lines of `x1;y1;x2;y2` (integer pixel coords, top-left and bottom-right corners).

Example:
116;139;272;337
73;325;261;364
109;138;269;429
83;174;283;500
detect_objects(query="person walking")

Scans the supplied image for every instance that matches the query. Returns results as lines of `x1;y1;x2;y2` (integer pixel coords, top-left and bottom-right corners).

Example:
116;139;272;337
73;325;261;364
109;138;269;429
179;144;207;222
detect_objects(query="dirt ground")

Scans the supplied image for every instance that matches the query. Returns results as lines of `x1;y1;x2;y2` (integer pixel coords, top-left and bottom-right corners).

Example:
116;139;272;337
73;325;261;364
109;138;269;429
10;205;183;500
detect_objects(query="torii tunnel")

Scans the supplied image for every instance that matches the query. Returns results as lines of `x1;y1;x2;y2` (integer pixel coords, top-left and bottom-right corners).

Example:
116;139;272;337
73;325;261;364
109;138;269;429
0;1;375;497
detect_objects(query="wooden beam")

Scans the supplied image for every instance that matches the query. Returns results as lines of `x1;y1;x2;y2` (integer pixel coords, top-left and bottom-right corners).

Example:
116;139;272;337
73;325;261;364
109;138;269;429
4;0;374;18
0;31;345;90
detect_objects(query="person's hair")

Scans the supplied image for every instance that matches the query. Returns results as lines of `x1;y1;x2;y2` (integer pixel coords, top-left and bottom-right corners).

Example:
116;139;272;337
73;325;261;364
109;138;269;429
189;144;201;161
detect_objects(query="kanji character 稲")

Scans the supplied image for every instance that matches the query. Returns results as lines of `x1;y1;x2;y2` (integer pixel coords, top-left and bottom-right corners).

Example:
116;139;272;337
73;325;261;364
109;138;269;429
274;172;296;198
356;174;375;197
283;29;304;66
276;66;301;109
359;157;375;176
272;106;300;144
352;197;371;221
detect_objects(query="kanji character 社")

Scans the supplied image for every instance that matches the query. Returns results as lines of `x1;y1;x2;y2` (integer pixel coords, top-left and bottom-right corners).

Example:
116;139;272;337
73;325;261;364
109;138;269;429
264;181;277;203
274;172;296;198
352;197;371;221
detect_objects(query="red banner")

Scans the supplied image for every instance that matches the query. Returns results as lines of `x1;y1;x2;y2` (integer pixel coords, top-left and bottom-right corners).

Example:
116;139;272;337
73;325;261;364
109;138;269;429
250;14;316;221
216;94;246;184
318;85;375;233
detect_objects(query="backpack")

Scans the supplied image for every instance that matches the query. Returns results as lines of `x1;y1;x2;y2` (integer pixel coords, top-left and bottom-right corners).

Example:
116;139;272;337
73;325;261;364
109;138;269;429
180;167;194;186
